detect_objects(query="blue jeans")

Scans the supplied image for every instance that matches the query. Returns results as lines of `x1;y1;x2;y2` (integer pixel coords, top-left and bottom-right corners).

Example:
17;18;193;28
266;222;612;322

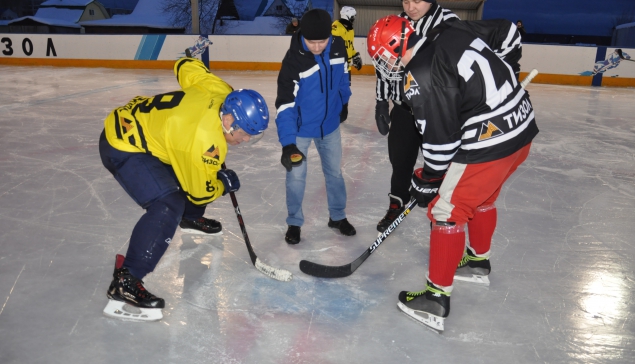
99;131;206;278
286;127;347;227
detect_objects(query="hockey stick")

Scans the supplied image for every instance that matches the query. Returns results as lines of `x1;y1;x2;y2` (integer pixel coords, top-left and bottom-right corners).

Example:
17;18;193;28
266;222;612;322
616;49;635;62
299;197;418;278
520;68;539;89
223;163;292;282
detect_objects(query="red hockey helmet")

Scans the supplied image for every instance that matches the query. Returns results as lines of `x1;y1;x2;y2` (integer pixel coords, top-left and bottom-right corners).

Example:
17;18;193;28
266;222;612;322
367;15;415;81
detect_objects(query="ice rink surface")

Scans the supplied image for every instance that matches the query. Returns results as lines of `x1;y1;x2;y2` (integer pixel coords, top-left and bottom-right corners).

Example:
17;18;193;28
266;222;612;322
1;64;634;364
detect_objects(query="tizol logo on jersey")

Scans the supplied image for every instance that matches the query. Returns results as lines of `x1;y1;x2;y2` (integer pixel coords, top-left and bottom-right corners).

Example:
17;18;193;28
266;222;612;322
202;145;220;165
119;116;134;133
404;72;420;100
478;121;504;141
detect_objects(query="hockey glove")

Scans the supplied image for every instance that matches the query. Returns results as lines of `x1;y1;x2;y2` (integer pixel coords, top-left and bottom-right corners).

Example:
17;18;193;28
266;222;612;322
217;169;240;195
340;103;348;123
352;52;362;71
281;144;305;172
375;100;390;136
409;168;443;207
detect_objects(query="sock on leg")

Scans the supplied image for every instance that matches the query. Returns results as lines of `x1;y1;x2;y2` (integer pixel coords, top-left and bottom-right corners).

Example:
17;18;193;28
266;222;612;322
467;205;497;256
428;224;465;287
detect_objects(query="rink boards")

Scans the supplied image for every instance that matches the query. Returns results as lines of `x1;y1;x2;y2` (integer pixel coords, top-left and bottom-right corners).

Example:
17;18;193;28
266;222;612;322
0;33;634;87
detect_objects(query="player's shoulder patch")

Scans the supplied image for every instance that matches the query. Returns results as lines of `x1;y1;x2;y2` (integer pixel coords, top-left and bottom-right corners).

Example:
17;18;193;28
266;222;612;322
202;144;221;166
404;71;420;100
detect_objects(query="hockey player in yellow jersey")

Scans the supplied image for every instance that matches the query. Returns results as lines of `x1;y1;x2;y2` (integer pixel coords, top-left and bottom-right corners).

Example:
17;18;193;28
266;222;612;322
99;56;270;322
332;6;362;75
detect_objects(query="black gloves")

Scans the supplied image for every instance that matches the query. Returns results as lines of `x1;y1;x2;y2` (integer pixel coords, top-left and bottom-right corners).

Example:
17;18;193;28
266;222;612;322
351;52;362;71
281;144;306;172
217;169;240;195
409;168;443;207
375;100;390;136
340;103;348;123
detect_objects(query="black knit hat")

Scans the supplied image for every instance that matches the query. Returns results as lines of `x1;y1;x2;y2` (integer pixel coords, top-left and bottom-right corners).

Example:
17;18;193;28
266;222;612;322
300;9;332;40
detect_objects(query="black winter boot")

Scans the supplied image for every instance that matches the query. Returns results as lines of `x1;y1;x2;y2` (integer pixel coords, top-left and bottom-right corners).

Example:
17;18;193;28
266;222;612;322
285;225;301;244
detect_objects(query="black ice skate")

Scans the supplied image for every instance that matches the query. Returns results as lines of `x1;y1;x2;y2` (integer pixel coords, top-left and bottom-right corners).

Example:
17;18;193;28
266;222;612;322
179;217;222;235
397;281;451;332
454;248;491;286
103;254;165;322
376;194;405;232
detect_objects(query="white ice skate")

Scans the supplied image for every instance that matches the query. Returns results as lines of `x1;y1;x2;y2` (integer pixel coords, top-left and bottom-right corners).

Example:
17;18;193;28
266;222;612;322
103;300;163;322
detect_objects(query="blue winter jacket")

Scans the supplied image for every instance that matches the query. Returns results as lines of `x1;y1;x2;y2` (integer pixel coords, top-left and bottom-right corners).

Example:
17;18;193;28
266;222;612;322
275;32;352;147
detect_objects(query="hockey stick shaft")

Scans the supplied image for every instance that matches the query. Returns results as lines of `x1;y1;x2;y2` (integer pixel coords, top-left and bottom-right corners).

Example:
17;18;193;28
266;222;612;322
299;198;418;278
520;69;539;89
222;163;292;281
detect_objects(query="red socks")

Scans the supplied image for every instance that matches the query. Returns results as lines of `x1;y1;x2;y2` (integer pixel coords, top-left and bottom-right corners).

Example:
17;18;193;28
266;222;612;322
467;206;497;255
428;225;465;287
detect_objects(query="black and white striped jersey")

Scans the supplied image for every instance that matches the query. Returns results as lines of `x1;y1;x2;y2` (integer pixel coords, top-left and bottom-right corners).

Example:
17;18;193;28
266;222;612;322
463;19;523;77
375;4;459;102
402;20;538;178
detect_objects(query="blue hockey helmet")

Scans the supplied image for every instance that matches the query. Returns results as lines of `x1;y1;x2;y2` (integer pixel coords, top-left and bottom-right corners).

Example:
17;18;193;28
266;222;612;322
221;89;269;135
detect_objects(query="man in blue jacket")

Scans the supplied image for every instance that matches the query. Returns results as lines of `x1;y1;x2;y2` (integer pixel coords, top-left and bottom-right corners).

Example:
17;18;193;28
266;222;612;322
275;8;355;244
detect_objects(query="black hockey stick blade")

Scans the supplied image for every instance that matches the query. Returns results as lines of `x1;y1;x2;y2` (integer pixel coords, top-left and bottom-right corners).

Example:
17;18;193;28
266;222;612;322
299;198;418;278
223;163;292;282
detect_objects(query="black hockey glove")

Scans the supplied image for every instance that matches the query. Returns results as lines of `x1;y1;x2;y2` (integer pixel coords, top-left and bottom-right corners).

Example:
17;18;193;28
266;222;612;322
281;144;306;172
217;169;240;195
340;103;348;123
375;100;390;136
351;52;362;71
409;168;443;207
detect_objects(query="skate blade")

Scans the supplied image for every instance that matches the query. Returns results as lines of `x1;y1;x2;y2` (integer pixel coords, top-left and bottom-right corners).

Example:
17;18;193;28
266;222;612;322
397;301;444;333
180;228;223;236
103;300;163;322
454;274;490;286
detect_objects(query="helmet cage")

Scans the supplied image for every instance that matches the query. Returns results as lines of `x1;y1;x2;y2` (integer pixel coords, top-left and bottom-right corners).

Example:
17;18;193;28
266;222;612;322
371;46;404;81
369;20;408;81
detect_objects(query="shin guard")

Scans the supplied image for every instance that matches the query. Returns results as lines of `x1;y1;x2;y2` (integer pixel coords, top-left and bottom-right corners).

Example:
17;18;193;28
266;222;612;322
428;223;465;287
467;205;497;256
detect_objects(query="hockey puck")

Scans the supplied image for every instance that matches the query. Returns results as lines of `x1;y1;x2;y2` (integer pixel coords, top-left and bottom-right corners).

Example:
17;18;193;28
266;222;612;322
291;154;303;165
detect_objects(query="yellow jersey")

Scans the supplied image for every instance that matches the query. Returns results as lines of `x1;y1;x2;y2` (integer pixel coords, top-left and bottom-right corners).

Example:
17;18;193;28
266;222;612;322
332;20;356;70
103;57;233;205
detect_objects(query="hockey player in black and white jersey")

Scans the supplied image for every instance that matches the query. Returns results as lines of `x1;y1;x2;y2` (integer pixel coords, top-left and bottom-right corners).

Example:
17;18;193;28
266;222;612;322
373;0;523;234
367;16;538;331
